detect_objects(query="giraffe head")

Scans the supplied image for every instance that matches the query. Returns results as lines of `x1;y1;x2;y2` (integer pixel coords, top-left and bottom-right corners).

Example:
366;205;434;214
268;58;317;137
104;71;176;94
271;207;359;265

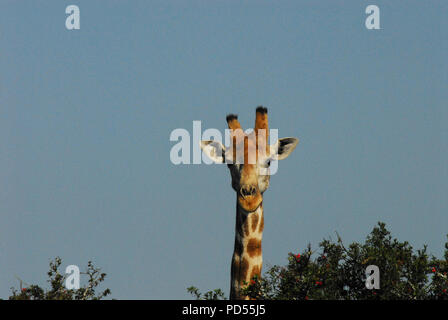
200;107;299;212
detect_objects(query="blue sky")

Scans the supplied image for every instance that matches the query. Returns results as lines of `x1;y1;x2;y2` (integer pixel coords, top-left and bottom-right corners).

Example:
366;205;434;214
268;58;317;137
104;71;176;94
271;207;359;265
1;1;447;299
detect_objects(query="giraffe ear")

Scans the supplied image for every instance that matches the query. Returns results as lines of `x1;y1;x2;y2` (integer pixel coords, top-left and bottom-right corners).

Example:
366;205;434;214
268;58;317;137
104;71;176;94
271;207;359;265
271;137;299;160
200;140;226;164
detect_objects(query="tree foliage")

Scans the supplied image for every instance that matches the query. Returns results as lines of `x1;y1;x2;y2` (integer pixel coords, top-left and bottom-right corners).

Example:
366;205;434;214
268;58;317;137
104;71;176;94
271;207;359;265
187;287;226;300
189;222;448;300
9;257;111;300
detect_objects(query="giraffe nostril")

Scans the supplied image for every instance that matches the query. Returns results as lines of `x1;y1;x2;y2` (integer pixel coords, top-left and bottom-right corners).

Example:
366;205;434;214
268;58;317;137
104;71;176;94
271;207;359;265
250;186;257;195
240;185;257;197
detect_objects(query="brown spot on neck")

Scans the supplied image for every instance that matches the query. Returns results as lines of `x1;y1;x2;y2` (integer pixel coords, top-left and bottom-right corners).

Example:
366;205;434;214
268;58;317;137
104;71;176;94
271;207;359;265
246;238;262;258
251;213;259;232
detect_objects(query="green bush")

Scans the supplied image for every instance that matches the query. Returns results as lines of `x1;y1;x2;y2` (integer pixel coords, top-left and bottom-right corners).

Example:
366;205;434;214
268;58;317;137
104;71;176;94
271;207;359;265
189;222;448;300
9;257;111;300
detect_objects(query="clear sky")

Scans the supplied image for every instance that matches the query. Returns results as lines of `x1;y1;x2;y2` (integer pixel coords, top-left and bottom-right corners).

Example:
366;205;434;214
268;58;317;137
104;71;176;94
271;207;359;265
1;1;447;299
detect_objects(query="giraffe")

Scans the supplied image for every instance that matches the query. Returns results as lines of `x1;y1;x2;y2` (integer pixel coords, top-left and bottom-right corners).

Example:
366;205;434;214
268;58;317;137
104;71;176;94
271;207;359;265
200;106;299;300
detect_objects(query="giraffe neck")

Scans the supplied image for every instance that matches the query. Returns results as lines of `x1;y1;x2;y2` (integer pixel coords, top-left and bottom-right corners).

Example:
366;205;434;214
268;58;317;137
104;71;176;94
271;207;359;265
230;199;264;300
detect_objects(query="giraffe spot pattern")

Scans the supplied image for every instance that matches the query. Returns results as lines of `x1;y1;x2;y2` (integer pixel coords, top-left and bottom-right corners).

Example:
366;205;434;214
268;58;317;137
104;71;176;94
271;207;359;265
246;238;262;258
251;213;259;232
249;265;262;281
237;257;249;282
258;214;264;233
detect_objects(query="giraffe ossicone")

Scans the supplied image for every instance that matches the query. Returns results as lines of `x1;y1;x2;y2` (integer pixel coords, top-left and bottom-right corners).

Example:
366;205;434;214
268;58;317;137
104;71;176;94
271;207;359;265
200;106;299;300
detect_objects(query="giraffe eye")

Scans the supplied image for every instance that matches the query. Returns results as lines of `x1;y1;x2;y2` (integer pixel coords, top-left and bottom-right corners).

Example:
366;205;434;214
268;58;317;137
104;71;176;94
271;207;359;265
265;159;271;167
